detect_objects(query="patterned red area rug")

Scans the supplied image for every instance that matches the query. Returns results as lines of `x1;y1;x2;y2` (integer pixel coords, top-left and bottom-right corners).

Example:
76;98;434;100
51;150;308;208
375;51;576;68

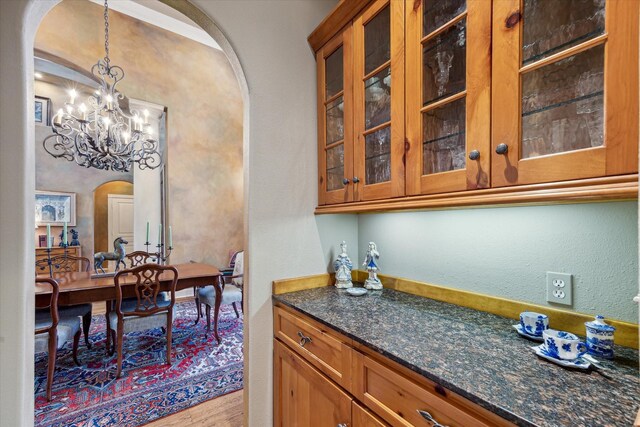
34;302;243;427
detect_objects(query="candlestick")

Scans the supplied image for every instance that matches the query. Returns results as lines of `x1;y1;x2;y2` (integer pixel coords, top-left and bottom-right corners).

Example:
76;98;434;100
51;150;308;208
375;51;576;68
46;224;51;249
168;226;173;248
54;109;63;126
63;222;68;245
146;221;150;242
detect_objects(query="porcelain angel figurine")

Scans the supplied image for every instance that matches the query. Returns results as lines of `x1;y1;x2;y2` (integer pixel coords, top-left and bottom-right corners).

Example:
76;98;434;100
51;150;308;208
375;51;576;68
333;241;353;288
362;241;382;290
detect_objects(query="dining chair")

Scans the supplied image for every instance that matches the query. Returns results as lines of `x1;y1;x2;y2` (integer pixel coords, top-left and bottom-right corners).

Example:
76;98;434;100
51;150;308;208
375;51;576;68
109;264;178;378
126;250;156;267
35;277;81;401
196;251;243;338
36;254;94;349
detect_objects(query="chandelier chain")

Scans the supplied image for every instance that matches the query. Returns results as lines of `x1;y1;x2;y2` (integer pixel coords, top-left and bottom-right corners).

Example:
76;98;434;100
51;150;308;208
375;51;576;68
103;0;110;65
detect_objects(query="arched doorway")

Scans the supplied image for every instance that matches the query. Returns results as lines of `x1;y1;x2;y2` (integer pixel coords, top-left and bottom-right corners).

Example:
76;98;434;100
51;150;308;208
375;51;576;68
0;1;250;425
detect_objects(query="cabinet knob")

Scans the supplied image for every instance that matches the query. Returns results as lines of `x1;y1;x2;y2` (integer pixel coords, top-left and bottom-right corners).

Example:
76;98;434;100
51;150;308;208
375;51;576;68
417;410;449;427
468;150;480;161
342;178;350;186
337;424;348;427
297;331;312;347
352;176;360;184
495;143;508;155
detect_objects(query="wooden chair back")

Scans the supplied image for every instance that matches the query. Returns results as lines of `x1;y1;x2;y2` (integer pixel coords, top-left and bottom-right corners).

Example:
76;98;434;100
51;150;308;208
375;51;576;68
36;254;91;274
35;277;59;335
126;251;156;267
113;264;178;318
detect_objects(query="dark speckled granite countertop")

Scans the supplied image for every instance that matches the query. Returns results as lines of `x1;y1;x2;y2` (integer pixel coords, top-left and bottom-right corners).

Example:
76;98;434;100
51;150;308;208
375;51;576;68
273;286;639;427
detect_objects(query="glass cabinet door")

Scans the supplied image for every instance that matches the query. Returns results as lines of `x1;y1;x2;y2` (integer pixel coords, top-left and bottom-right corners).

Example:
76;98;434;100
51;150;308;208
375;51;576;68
406;0;491;195
317;28;354;205
492;0;638;187
353;0;405;201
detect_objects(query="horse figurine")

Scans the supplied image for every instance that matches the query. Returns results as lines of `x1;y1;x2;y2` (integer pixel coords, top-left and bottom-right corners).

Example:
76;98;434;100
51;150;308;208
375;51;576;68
94;237;128;273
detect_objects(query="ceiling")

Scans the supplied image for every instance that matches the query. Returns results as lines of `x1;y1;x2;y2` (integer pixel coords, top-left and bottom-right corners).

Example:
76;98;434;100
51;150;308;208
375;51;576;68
87;0;221;50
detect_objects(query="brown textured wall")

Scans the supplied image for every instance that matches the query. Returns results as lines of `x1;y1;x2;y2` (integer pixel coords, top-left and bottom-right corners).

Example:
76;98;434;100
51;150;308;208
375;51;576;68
35;0;244;267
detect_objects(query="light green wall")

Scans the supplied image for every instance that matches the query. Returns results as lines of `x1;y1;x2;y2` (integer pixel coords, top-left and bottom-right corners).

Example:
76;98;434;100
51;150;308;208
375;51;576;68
354;202;638;324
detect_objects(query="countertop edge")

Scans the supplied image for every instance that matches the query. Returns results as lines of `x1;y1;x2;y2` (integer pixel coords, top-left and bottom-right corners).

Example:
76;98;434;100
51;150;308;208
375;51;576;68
272;294;533;427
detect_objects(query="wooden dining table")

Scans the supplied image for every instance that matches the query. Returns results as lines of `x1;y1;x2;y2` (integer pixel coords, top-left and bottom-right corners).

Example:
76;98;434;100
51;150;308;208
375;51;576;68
36;263;225;343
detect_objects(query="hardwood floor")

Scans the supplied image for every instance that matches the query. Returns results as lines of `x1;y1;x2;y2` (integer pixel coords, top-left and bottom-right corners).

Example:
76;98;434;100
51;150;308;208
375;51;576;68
143;391;243;427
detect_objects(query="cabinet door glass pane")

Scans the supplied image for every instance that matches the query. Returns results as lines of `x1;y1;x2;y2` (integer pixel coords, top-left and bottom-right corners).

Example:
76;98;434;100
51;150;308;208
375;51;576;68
326;96;344;145
423;0;466;36
365;126;391;184
325;46;343;98
423;98;466;175
522;0;605;65
364;5;390;75
423;19;466;106
521;45;604;159
326;144;345;191
365;67;391;130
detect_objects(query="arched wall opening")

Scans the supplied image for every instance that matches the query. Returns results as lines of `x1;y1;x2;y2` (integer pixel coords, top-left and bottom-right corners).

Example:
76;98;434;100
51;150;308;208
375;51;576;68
1;1;337;425
0;0;251;424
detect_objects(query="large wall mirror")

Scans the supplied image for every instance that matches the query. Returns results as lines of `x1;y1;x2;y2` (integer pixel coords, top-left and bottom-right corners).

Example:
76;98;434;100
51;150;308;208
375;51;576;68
34;55;168;272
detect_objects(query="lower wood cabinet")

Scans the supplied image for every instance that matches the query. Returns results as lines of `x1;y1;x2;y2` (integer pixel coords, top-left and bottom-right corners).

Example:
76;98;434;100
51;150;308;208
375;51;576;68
274;340;352;426
352;401;388;427
274;304;514;427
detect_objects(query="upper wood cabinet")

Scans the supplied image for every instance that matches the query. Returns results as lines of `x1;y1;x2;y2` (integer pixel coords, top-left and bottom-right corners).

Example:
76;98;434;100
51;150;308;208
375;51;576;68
353;0;405;201
491;0;639;187
311;0;639;211
317;27;354;205
406;0;491;195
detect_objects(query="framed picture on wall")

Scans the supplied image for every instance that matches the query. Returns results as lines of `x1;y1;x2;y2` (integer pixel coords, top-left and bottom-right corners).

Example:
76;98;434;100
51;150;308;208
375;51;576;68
35;190;76;226
35;96;51;126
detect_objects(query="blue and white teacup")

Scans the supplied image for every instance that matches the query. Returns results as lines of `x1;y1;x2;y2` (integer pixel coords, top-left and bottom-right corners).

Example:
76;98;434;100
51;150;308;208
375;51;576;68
519;311;549;337
543;329;587;360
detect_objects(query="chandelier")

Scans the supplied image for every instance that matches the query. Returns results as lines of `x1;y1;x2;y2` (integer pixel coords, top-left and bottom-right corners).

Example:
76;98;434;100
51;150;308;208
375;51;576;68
43;0;162;172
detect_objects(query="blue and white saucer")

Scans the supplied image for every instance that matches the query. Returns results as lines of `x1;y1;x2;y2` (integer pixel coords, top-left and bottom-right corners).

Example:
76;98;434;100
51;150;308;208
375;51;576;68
346;287;368;296
512;324;544;342
531;344;591;370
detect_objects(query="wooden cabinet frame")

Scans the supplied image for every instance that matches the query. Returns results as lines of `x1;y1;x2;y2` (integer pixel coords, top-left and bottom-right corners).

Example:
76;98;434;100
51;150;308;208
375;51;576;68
310;0;639;212
491;0;639;187
317;27;354;205
353;0;405;201
406;0;492;195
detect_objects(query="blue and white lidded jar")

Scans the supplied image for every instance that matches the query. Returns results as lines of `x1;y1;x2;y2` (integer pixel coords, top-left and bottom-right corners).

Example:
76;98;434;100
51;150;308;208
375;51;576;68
585;315;616;359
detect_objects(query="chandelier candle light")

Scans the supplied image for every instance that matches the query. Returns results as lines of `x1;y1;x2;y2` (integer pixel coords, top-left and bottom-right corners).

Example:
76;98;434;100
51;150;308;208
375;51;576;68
43;0;162;172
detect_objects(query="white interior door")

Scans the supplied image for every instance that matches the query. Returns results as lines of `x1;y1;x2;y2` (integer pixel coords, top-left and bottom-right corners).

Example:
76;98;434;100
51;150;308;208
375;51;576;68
108;195;135;267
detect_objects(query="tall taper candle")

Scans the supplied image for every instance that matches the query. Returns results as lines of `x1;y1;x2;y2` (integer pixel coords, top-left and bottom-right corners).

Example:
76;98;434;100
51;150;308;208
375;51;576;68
46;224;51;249
146;222;150;243
168;226;173;248
158;223;162;245
63;222;68;245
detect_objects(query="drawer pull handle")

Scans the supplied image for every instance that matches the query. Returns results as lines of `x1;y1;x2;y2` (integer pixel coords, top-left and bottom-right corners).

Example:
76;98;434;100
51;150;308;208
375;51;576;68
417;410;449;427
337;424;348;427
297;331;312;347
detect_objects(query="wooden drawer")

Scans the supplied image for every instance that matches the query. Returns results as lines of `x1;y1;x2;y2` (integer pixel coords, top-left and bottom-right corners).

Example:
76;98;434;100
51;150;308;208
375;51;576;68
274;305;353;390
354;353;512;427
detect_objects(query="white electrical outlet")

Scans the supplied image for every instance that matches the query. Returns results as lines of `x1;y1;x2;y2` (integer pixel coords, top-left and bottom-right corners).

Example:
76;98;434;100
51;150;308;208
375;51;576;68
546;272;572;305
